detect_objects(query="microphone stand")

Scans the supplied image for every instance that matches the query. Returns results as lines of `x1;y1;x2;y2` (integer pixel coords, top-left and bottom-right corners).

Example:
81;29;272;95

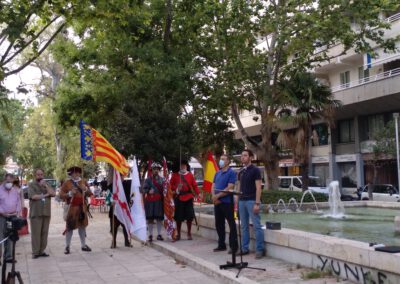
218;190;266;278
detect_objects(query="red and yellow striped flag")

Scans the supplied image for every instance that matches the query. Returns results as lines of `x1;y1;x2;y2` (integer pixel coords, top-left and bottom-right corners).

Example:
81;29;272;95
203;152;218;193
80;120;130;176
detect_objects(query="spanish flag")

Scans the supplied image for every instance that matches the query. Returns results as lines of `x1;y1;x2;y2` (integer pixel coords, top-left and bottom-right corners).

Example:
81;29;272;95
80;120;130;176
203;152;218;193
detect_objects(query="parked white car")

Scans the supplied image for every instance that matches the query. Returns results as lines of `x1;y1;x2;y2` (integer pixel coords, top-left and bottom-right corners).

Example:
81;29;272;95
361;184;400;202
278;176;328;194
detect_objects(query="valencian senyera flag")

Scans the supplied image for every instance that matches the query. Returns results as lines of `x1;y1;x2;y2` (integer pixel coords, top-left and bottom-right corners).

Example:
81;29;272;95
80;120;130;176
203;152;218;193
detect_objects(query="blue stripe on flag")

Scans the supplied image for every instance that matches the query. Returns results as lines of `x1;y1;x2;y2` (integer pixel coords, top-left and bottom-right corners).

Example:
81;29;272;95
80;119;94;160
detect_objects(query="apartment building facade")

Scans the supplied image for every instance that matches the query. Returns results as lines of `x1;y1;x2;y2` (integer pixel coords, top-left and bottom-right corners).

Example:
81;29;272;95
233;11;400;191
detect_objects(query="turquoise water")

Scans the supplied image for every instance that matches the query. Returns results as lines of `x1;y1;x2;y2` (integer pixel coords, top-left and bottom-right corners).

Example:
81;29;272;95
261;207;400;246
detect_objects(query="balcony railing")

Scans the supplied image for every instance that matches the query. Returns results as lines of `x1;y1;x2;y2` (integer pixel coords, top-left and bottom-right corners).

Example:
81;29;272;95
331;67;400;92
387;12;400;23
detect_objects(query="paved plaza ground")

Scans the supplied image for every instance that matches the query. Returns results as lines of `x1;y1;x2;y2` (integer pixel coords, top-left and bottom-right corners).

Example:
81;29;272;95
6;201;351;283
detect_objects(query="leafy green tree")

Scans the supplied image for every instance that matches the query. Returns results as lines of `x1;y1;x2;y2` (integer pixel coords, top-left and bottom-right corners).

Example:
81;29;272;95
0;0;68;84
365;120;397;199
0;99;28;165
15;101;56;179
277;72;341;190
189;0;399;189
52;1;200;164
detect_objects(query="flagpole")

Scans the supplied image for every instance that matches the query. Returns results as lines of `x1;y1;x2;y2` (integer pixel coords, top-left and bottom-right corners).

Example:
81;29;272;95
111;168;115;248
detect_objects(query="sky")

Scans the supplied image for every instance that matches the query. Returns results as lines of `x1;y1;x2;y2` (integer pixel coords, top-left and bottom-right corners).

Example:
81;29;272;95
4;65;40;105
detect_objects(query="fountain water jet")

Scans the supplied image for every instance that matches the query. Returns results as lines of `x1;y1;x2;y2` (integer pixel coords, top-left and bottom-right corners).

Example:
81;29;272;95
324;181;345;218
275;199;287;212
287;198;299;212
299;190;319;211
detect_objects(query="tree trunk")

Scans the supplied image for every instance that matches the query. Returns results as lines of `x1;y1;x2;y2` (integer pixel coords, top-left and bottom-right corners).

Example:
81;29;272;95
301;124;312;191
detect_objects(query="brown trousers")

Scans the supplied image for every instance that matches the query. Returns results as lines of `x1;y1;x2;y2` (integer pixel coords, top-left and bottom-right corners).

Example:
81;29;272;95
30;216;50;255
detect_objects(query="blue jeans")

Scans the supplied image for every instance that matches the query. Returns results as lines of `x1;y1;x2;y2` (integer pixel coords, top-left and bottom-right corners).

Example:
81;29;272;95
238;200;265;253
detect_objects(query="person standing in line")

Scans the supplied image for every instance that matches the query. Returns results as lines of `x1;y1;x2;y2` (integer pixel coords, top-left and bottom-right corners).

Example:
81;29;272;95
238;149;265;259
59;166;92;254
143;162;165;242
212;154;238;254
0;173;22;263
170;160;199;241
28;169;55;259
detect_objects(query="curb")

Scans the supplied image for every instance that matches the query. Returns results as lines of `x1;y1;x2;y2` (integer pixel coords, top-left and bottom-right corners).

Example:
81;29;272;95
151;241;257;284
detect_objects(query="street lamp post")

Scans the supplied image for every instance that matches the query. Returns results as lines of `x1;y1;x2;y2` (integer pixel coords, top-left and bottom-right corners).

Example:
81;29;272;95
393;113;400;190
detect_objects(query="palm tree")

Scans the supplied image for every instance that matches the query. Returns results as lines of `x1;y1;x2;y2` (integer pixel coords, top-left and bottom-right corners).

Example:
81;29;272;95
277;72;341;190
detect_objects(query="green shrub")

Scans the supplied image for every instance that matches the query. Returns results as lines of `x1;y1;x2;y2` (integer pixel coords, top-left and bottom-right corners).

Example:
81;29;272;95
261;190;328;204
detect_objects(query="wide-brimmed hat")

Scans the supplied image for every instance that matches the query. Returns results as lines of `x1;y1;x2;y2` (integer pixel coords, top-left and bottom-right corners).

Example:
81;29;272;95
151;162;162;169
67;166;82;175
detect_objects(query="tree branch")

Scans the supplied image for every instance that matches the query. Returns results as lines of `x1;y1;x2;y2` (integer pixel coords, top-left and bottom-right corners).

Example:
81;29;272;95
5;22;65;77
231;102;260;150
3;16;61;66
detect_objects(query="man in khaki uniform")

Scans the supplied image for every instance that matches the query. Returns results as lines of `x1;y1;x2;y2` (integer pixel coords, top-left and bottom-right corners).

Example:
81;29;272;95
28;169;55;259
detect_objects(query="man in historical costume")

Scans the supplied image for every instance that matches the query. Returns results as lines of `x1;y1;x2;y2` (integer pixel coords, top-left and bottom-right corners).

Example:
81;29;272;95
60;166;93;254
212;154;238;254
108;177;132;248
170;160;199;241
143;162;165;242
28;169;56;259
0;173;22;263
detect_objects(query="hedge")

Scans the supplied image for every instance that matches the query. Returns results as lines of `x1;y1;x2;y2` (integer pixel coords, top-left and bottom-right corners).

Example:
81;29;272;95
261;190;328;204
199;189;328;204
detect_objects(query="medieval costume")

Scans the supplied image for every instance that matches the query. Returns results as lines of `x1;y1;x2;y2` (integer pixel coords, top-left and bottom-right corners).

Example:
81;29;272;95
143;162;165;242
60;166;93;254
170;160;199;241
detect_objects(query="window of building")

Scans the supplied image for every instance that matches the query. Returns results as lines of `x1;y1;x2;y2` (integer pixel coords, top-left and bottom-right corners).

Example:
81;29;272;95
367;114;384;139
340;71;350;88
338;119;355;143
358;66;369;83
339;162;357;188
312;124;329;146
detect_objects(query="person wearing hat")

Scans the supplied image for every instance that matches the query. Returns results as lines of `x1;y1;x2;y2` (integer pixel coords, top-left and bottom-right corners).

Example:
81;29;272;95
170;160;199;241
59;166;93;254
143;162;165;242
28;169;56;259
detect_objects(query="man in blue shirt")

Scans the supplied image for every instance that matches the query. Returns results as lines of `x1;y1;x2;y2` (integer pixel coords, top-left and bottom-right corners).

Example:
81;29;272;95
238;149;265;259
212;154;238;253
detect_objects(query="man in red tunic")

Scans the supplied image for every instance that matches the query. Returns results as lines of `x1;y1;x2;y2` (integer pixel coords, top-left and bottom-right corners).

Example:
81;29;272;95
170;160;199;241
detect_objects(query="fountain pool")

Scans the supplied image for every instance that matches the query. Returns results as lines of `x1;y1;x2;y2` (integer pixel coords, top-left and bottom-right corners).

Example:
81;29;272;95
262;206;400;245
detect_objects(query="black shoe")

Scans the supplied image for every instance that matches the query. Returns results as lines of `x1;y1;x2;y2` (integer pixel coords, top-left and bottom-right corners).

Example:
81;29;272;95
39;252;49;257
157;235;164;241
32;255;39;259
81;245;91;252
64;246;70;254
213;246;227;252
148;235;153;242
124;242;132;247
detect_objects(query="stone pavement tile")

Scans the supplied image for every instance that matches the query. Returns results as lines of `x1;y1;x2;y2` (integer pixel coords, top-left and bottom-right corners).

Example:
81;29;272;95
59;263;92;273
107;276;144;284
120;263;157;273
93;264;133;280
63;269;105;284
172;269;209;280
133;268;169;281
29;271;65;284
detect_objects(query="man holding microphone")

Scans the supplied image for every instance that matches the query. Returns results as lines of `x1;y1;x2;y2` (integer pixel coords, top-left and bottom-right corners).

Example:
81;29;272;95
28;169;55;259
212;154;238;254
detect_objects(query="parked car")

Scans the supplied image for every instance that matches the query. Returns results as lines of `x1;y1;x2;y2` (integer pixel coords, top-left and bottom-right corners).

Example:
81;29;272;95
278;176;328;194
360;184;400;202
